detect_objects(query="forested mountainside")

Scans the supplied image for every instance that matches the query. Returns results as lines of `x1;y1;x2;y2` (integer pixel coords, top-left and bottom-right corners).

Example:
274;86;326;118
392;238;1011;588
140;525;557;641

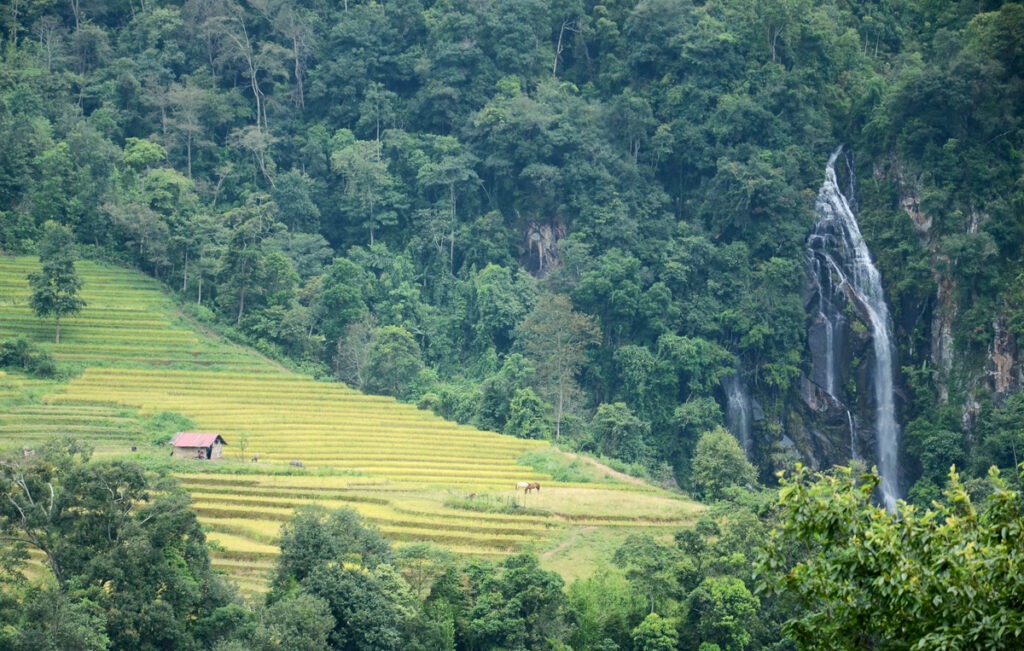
1;0;1022;499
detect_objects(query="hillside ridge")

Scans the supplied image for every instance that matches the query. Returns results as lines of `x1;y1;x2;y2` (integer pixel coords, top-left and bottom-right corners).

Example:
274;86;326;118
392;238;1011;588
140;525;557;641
0;255;703;591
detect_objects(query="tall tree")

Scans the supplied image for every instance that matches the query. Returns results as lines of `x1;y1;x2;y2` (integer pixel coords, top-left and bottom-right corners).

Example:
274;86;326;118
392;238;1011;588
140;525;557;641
217;195;284;326
363;325;424;400
689;426;758;501
272;505;393;592
330;132;401;245
631;612;679;651
591;401;650;463
270;506;406;651
260;0;318;111
514;293;599;440
204;0;288;134
464;553;574;651
166;77;211;179
27;221;85;344
612;533;683;615
334;315;376;391
683;576;759;651
415;136;479;274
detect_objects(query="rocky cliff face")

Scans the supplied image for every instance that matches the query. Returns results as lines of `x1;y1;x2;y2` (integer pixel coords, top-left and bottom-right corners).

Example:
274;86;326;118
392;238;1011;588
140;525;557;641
783;270;891;474
772;151;904;505
898;166;1021;416
774;154;1023;488
990;316;1019;396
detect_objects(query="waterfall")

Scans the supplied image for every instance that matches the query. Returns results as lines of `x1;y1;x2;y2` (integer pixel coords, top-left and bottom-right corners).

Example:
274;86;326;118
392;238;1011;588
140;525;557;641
847;410;856;459
723;374;752;454
810;254;843;396
808;147;900;510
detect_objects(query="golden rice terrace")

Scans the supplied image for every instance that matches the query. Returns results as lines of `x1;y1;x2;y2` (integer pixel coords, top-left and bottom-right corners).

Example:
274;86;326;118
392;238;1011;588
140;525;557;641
0;255;703;594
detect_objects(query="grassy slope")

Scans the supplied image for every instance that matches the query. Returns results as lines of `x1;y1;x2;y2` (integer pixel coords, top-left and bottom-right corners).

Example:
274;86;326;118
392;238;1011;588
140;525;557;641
0;255;704;594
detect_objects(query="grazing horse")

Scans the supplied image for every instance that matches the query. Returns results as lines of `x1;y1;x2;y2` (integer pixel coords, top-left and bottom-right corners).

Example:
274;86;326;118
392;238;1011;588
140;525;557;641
516;481;530;490
524;482;541;494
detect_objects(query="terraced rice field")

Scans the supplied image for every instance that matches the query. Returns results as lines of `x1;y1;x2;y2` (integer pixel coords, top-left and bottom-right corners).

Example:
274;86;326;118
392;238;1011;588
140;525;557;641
0;255;704;594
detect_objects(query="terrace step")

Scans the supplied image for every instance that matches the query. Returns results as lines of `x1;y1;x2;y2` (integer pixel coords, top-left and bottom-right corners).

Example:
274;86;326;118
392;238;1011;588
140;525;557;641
0;256;704;591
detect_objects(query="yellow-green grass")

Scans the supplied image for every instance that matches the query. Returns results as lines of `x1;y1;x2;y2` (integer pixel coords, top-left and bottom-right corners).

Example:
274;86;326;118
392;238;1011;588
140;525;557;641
206;531;280;558
209;556;276;595
0;255;705;592
49;368;548;486
0;257;270;372
0;396;145;455
540;526;682;585
118;480;546;556
515;486;705;521
191;492;555;537
0;373;28;405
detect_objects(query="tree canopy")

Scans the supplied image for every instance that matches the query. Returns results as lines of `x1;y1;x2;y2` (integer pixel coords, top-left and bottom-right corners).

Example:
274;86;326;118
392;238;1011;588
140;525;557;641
0;0;1021;495
0;437;235;651
759;464;1024;650
27;221;85;343
1;7;1024;638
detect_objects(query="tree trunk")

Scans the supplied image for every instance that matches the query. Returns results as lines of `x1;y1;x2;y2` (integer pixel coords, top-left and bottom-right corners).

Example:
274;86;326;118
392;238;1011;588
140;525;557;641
769;26;781;63
236;285;246;326
555;383;564;441
8;0;19;46
292;35;305;109
553;21;565;77
449;184;457;273
70;0;81;30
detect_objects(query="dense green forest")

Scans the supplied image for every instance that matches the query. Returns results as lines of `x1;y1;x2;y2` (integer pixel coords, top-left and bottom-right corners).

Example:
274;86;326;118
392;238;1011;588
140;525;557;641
1;0;1024;647
2;0;1023;491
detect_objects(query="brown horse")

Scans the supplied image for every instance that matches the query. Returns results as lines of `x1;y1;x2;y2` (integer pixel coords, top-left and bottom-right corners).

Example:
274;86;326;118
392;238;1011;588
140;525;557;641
524;482;541;494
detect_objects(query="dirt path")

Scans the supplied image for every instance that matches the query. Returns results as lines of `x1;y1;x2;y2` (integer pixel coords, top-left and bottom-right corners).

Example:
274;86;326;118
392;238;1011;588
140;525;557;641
563;452;651;488
541;525;596;560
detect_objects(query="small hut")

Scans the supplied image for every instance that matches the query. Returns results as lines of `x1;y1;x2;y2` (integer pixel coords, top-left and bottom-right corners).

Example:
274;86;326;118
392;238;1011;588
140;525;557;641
169;432;227;460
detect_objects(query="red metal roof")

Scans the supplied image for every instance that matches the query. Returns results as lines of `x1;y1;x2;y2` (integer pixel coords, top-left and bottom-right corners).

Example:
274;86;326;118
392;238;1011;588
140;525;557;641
170;432;226;447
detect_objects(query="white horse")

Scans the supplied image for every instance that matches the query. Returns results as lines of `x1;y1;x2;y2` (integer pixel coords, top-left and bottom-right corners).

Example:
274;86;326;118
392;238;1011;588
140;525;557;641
516;481;530;491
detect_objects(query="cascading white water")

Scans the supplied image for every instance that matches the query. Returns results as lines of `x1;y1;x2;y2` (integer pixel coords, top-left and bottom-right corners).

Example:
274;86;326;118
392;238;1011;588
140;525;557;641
810;255;841;396
723;374;752;454
847;410;857;459
808;148;900;510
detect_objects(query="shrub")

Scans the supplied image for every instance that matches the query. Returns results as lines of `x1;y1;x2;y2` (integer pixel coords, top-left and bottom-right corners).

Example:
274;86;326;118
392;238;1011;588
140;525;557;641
443;494;548;516
690;427;757;501
144;411;196;446
518;448;598;483
0;338;59;377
